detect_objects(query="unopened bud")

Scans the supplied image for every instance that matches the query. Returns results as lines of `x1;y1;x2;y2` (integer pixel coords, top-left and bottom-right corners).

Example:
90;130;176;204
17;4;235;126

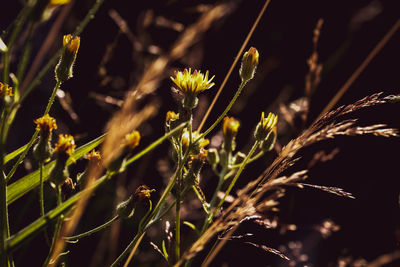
254;112;278;141
239;47;259;82
207;148;219;169
55;34;80;82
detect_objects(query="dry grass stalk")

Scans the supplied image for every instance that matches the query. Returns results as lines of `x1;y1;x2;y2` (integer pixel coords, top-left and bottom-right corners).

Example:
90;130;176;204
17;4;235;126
176;93;399;266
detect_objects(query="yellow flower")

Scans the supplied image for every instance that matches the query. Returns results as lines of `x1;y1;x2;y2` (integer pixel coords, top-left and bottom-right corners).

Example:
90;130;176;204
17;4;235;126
171;68;215;95
254;112;278;141
50;0;70;5
239;47;259;82
223;117;240;137
87;150;102;166
182;131;209;154
54;134;76;156
34;114;57;137
166;111;179;122
55;34;80;82
0;82;13;98
123;130;141;150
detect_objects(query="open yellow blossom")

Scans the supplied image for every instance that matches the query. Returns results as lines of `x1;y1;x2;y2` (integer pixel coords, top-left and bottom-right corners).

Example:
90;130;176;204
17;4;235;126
123;130;141;150
34;114;57;137
171;68;215;94
54;134;76;156
50;0;70;5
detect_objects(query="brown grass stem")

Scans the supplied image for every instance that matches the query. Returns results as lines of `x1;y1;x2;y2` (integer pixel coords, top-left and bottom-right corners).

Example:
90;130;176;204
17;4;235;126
197;0;272;132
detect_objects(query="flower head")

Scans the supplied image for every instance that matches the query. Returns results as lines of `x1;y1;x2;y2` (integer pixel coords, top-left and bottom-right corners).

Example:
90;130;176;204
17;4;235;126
54;134;76;156
0;82;13;98
171;68;215;94
55;34;80;82
223;117;240;138
171;68;215;109
34;114;57;138
182;131;209;154
50;0;70;5
87;150;102;166
123;130;141;150
166;111;179;123
254;112;278;141
239;47;259;82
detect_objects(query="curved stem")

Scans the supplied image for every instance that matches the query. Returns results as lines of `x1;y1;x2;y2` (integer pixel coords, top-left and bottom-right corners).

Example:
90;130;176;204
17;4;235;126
64;215;119;241
208;141;259;228
199;80;246;139
230;150;264;169
5;80;61;183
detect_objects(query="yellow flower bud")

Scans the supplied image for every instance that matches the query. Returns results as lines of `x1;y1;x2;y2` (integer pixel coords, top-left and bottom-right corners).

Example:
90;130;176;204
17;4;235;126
254;112;278;141
239;47;259;82
55;34;80;82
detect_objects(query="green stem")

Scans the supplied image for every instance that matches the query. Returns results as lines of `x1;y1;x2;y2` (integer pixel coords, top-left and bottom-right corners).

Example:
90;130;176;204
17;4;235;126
175;192;181;261
42;187;62;267
5;80;61;183
199;80;246;139
0;172;9;267
39;164;45;217
230;150;264;169
64;215;119;241
111;147;191;267
2;2;33;84
208;141;259;230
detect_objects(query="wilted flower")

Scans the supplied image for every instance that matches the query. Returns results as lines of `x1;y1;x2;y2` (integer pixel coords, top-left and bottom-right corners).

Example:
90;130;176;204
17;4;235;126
34;114;57;138
54;134;76;156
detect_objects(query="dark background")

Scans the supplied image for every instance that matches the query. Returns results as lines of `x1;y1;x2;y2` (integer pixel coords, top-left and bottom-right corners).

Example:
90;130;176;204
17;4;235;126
2;0;400;266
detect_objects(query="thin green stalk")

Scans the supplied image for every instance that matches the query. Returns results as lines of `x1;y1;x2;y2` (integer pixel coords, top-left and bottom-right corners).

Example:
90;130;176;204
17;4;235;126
19;0;106;104
42;187;62;267
64;215;119;241
111;148;191;267
199;80;246;139
2;1;35;84
175;192;181;261
208;141;259;229
6;80;61;183
39;164;45;217
0;172;9;267
231;150;264;169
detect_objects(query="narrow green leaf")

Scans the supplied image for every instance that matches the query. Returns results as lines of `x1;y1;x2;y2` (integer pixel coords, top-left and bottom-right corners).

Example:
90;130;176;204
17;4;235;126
6;175;108;252
4;144;28;165
162;240;169;261
7;134;105;205
183;221;197;232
